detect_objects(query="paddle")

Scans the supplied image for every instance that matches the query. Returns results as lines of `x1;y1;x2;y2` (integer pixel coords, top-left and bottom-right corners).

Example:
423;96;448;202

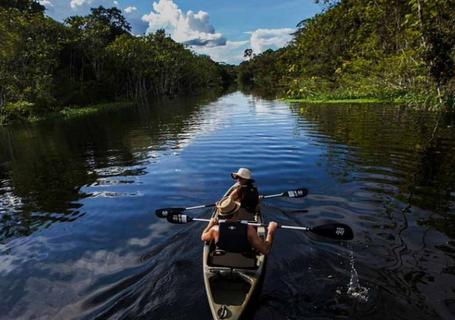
155;187;309;218
163;212;354;241
261;188;309;199
155;204;216;219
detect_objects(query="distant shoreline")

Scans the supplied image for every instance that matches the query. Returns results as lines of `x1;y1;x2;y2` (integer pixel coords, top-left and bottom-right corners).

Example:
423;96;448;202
283;98;406;104
0;102;134;126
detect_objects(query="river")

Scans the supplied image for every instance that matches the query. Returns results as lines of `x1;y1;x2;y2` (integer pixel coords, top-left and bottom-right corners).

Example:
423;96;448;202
0;91;454;319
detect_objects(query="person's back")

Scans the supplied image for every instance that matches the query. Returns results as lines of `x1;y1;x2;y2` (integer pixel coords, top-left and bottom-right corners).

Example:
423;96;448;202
230;168;259;213
237;182;259;212
216;220;251;253
201;196;277;255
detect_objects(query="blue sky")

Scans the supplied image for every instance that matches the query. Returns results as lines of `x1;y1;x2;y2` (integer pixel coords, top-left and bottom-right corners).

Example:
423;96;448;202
40;0;323;64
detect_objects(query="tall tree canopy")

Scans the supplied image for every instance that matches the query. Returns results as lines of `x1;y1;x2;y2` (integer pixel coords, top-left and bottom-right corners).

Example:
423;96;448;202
0;5;235;123
0;0;44;12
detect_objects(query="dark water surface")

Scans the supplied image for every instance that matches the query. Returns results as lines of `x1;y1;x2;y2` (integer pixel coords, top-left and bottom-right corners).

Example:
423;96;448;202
1;92;455;319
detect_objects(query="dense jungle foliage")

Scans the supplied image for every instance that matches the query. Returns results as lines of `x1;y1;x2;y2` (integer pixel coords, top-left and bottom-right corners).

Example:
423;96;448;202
238;0;455;108
0;0;236;123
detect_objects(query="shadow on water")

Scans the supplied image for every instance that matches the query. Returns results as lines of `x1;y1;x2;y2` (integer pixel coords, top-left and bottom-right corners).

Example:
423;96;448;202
0;92;222;242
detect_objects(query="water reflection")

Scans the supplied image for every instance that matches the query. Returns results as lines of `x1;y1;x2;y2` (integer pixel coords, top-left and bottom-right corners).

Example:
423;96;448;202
292;104;455;223
291;102;455;319
0;93;454;319
0;93;221;242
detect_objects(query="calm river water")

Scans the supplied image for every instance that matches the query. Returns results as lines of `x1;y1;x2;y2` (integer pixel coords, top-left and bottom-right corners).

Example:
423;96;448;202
1;91;455;319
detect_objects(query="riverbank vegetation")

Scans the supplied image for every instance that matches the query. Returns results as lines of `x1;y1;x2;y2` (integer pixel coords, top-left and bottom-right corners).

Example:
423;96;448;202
238;0;455;109
0;1;236;124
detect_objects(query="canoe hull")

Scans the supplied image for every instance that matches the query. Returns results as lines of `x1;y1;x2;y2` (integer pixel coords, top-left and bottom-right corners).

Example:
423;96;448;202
203;186;266;320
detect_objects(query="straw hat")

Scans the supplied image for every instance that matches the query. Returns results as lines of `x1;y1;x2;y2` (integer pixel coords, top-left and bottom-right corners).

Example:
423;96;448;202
216;196;241;217
231;168;253;180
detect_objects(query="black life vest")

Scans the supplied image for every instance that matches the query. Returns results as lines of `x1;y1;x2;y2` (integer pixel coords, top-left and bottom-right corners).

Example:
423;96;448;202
216;221;250;253
238;183;259;212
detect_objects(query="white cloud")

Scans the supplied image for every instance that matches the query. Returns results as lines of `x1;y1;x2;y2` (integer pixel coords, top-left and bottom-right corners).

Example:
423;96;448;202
70;0;93;9
249;28;294;54
141;1;294;63
142;0;226;47
195;28;294;64
38;0;53;7
124;6;137;14
41;0;295;64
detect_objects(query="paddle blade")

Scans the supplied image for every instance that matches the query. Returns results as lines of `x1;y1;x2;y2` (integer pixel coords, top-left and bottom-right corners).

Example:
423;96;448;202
284;188;309;198
166;213;193;224
155;208;185;218
310;223;354;240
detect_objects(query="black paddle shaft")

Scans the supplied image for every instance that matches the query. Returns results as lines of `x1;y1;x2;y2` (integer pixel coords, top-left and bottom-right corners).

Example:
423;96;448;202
155;187;309;218
165;213;354;241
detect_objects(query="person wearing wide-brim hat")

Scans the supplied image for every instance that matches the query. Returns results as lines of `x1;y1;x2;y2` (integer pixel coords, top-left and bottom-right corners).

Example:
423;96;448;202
229;168;259;214
201;196;278;255
230;168;255;182
216;196;241;218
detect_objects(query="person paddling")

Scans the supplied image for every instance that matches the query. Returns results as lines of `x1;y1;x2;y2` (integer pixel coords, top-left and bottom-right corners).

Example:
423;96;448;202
229;168;260;213
201;196;278;255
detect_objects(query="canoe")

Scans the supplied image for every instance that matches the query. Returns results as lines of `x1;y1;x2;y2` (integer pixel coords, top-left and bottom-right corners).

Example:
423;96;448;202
203;186;266;320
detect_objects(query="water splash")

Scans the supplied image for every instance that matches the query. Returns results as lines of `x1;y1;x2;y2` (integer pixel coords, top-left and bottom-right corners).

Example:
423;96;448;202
347;246;369;303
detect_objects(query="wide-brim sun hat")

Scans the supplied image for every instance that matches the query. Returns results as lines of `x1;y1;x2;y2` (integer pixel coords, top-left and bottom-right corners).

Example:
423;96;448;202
216;196;241;217
231;168;253;180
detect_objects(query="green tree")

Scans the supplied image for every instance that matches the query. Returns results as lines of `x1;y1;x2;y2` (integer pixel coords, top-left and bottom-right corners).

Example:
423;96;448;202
0;5;233;123
0;0;44;12
0;8;64;119
238;0;455;107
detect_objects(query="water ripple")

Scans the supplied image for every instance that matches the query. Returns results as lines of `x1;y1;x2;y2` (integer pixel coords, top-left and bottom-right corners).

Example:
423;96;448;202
0;92;454;319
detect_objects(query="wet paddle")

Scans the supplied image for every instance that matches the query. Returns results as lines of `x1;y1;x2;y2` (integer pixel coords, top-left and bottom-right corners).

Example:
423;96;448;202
155;187;308;218
162;212;354;241
261;188;309;199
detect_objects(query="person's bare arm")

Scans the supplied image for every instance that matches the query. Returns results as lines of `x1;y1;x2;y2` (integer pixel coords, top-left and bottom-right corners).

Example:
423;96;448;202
248;222;278;255
229;187;240;201
201;218;218;241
